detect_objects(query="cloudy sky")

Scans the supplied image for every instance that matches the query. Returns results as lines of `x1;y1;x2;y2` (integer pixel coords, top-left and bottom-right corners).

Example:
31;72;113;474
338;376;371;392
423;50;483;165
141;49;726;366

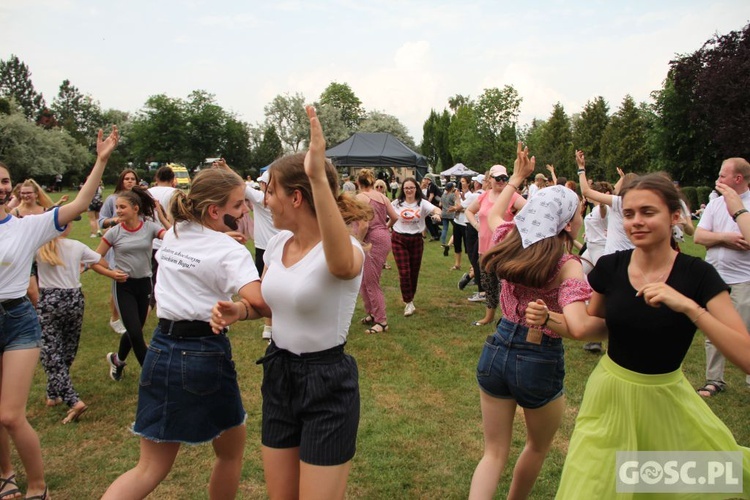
2;0;749;144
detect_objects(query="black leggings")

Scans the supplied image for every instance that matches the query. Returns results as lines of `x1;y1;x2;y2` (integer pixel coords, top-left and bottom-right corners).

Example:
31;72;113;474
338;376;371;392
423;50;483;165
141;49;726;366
115;277;152;366
465;225;481;292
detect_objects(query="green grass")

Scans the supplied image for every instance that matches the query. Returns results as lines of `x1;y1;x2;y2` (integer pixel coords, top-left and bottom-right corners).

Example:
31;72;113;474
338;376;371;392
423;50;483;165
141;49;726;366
15;191;749;499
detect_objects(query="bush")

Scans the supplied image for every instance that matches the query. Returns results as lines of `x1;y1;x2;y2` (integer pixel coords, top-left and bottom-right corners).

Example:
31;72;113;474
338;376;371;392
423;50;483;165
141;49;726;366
682;186;699;210
696;186;713;207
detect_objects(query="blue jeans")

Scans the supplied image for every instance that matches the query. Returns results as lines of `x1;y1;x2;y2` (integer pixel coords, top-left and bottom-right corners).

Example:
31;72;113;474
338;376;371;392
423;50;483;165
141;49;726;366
0;297;42;353
133;325;245;443
440;218;453;245
476;317;565;409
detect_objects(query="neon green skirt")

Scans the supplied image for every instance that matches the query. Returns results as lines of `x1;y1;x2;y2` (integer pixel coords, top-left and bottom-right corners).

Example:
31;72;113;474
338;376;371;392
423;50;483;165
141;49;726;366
557;354;750;499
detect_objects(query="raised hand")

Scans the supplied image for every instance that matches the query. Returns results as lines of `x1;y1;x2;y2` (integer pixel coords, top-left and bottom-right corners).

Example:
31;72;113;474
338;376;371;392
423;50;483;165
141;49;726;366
512;141;535;181
303;106;327;181
546;164;555;174
575;150;585;170
616;167;625;178
96;126;119;161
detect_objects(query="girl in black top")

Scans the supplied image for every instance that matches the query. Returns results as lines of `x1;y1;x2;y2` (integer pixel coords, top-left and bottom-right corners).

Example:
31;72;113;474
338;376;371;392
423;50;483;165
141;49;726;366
527;173;750;498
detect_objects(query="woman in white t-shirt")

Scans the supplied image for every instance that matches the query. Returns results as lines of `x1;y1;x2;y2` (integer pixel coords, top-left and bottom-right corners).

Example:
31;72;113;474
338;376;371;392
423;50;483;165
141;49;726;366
389;177;442;317
36;221;127;424
212;107;371;500
102;167;268;499
0;126;119;500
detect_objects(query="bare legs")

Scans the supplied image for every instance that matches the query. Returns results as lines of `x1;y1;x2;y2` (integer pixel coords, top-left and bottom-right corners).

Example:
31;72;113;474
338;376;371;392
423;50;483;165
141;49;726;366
262;446;351;500
0;349;47;499
103;425;246;499
469;391;565;500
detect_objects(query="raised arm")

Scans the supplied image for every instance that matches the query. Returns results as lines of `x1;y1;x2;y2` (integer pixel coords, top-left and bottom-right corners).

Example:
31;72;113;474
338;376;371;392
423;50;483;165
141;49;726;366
488;142;532;232
546;164;557;185
59;127;119;226
576;150;615;207
305;106;363;279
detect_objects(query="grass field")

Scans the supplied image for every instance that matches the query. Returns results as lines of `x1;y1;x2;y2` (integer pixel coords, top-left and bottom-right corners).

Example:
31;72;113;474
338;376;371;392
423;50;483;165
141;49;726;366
13;190;750;499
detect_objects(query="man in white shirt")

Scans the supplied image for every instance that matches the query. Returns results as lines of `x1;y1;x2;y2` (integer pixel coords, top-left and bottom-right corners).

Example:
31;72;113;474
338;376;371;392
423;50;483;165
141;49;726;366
694;157;750;397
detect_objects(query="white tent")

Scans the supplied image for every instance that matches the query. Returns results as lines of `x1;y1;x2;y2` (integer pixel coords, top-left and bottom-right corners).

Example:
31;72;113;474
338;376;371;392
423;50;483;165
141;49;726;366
440;163;479;177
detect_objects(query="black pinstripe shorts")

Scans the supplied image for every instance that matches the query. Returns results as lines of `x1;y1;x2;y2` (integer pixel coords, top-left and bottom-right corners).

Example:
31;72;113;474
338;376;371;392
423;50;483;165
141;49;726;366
258;342;360;466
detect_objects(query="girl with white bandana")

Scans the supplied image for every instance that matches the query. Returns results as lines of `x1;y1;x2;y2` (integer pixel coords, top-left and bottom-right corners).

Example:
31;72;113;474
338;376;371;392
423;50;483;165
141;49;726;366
469;143;599;499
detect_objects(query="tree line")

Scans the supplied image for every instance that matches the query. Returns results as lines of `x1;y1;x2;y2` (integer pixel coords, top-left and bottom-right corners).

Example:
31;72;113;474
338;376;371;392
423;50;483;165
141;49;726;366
421;22;750;187
1;22;748;188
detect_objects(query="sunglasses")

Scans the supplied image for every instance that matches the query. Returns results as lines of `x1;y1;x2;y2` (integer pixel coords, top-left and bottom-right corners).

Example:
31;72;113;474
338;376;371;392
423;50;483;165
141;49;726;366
493;175;509;183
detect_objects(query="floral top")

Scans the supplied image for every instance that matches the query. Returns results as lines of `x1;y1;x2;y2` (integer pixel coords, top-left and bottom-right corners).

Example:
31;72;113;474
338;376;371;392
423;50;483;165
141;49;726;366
492;222;592;338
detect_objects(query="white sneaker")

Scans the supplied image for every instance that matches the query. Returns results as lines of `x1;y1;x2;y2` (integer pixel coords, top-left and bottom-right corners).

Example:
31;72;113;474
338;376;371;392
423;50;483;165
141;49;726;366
404;302;416;317
467;292;486;303
109;318;127;335
262;325;272;340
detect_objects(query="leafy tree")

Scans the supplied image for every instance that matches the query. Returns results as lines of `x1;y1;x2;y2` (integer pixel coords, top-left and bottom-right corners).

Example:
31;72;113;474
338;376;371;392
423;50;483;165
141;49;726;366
536;103;574;177
474;86;522;165
652;23;750;184
254;125;283;169
222;116;252;171
264;92;308;153
420;109;453;171
448;104;485;169
600;95;650;175
315;103;351;148
319;82;364;130
572;96;609;180
357;110;417;150
129;94;189;165
448;94;470;113
0;55;46;121
0;112;91;181
184;90;227;167
51;79;104;146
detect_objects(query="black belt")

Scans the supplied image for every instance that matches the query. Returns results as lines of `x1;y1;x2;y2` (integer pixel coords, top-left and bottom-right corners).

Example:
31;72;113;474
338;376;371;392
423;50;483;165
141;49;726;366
158;319;225;338
256;341;346;365
0;297;26;309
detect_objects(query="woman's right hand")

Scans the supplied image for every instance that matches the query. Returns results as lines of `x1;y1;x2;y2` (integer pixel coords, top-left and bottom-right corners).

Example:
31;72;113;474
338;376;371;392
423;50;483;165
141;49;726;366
111;270;128;283
210;300;241;333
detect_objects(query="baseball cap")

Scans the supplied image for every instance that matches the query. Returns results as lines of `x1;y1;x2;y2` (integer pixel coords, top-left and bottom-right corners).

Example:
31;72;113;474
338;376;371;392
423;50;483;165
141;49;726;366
257;171;269;184
489;165;508;177
471;174;485;184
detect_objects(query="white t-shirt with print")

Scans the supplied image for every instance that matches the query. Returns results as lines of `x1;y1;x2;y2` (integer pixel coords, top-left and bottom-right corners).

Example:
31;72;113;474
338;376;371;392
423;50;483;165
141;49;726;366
391;199;438;235
155;222;260;322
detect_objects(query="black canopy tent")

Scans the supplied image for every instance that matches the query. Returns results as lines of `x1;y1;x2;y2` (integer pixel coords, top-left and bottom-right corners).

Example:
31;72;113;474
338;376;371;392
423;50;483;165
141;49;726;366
325;133;429;181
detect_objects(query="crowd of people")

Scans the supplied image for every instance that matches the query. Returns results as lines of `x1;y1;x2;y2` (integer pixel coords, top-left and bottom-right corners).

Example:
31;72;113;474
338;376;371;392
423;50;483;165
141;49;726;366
1;108;750;498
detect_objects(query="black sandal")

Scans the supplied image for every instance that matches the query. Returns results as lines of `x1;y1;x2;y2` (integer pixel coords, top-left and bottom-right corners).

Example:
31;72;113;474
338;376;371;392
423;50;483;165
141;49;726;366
0;473;20;500
360;314;375;325
366;323;389;334
25;485;47;500
697;382;724;398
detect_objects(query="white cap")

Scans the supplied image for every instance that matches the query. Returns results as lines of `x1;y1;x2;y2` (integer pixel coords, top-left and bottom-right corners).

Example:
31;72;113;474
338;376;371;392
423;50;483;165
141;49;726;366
471;174;485;184
257;171;269;184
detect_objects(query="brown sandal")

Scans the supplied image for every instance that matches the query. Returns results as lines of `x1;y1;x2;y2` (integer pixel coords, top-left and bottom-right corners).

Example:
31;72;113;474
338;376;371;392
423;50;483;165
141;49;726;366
365;323;389;334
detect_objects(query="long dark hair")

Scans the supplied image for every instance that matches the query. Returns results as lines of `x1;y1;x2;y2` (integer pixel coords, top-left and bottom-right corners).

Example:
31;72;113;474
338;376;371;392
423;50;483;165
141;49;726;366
114;169;139;193
117;186;156;220
395;177;423;206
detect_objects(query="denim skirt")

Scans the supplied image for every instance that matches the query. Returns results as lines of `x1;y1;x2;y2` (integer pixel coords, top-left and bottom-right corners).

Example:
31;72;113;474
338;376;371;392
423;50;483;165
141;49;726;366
132;325;246;444
476;317;565;409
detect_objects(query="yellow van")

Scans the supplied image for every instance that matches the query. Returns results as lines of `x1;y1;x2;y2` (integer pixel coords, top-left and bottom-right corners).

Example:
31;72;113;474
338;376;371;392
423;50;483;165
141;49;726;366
168;164;191;189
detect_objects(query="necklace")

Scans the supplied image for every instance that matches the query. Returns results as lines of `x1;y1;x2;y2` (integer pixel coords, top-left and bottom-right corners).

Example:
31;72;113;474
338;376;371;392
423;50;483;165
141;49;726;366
631;255;674;284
